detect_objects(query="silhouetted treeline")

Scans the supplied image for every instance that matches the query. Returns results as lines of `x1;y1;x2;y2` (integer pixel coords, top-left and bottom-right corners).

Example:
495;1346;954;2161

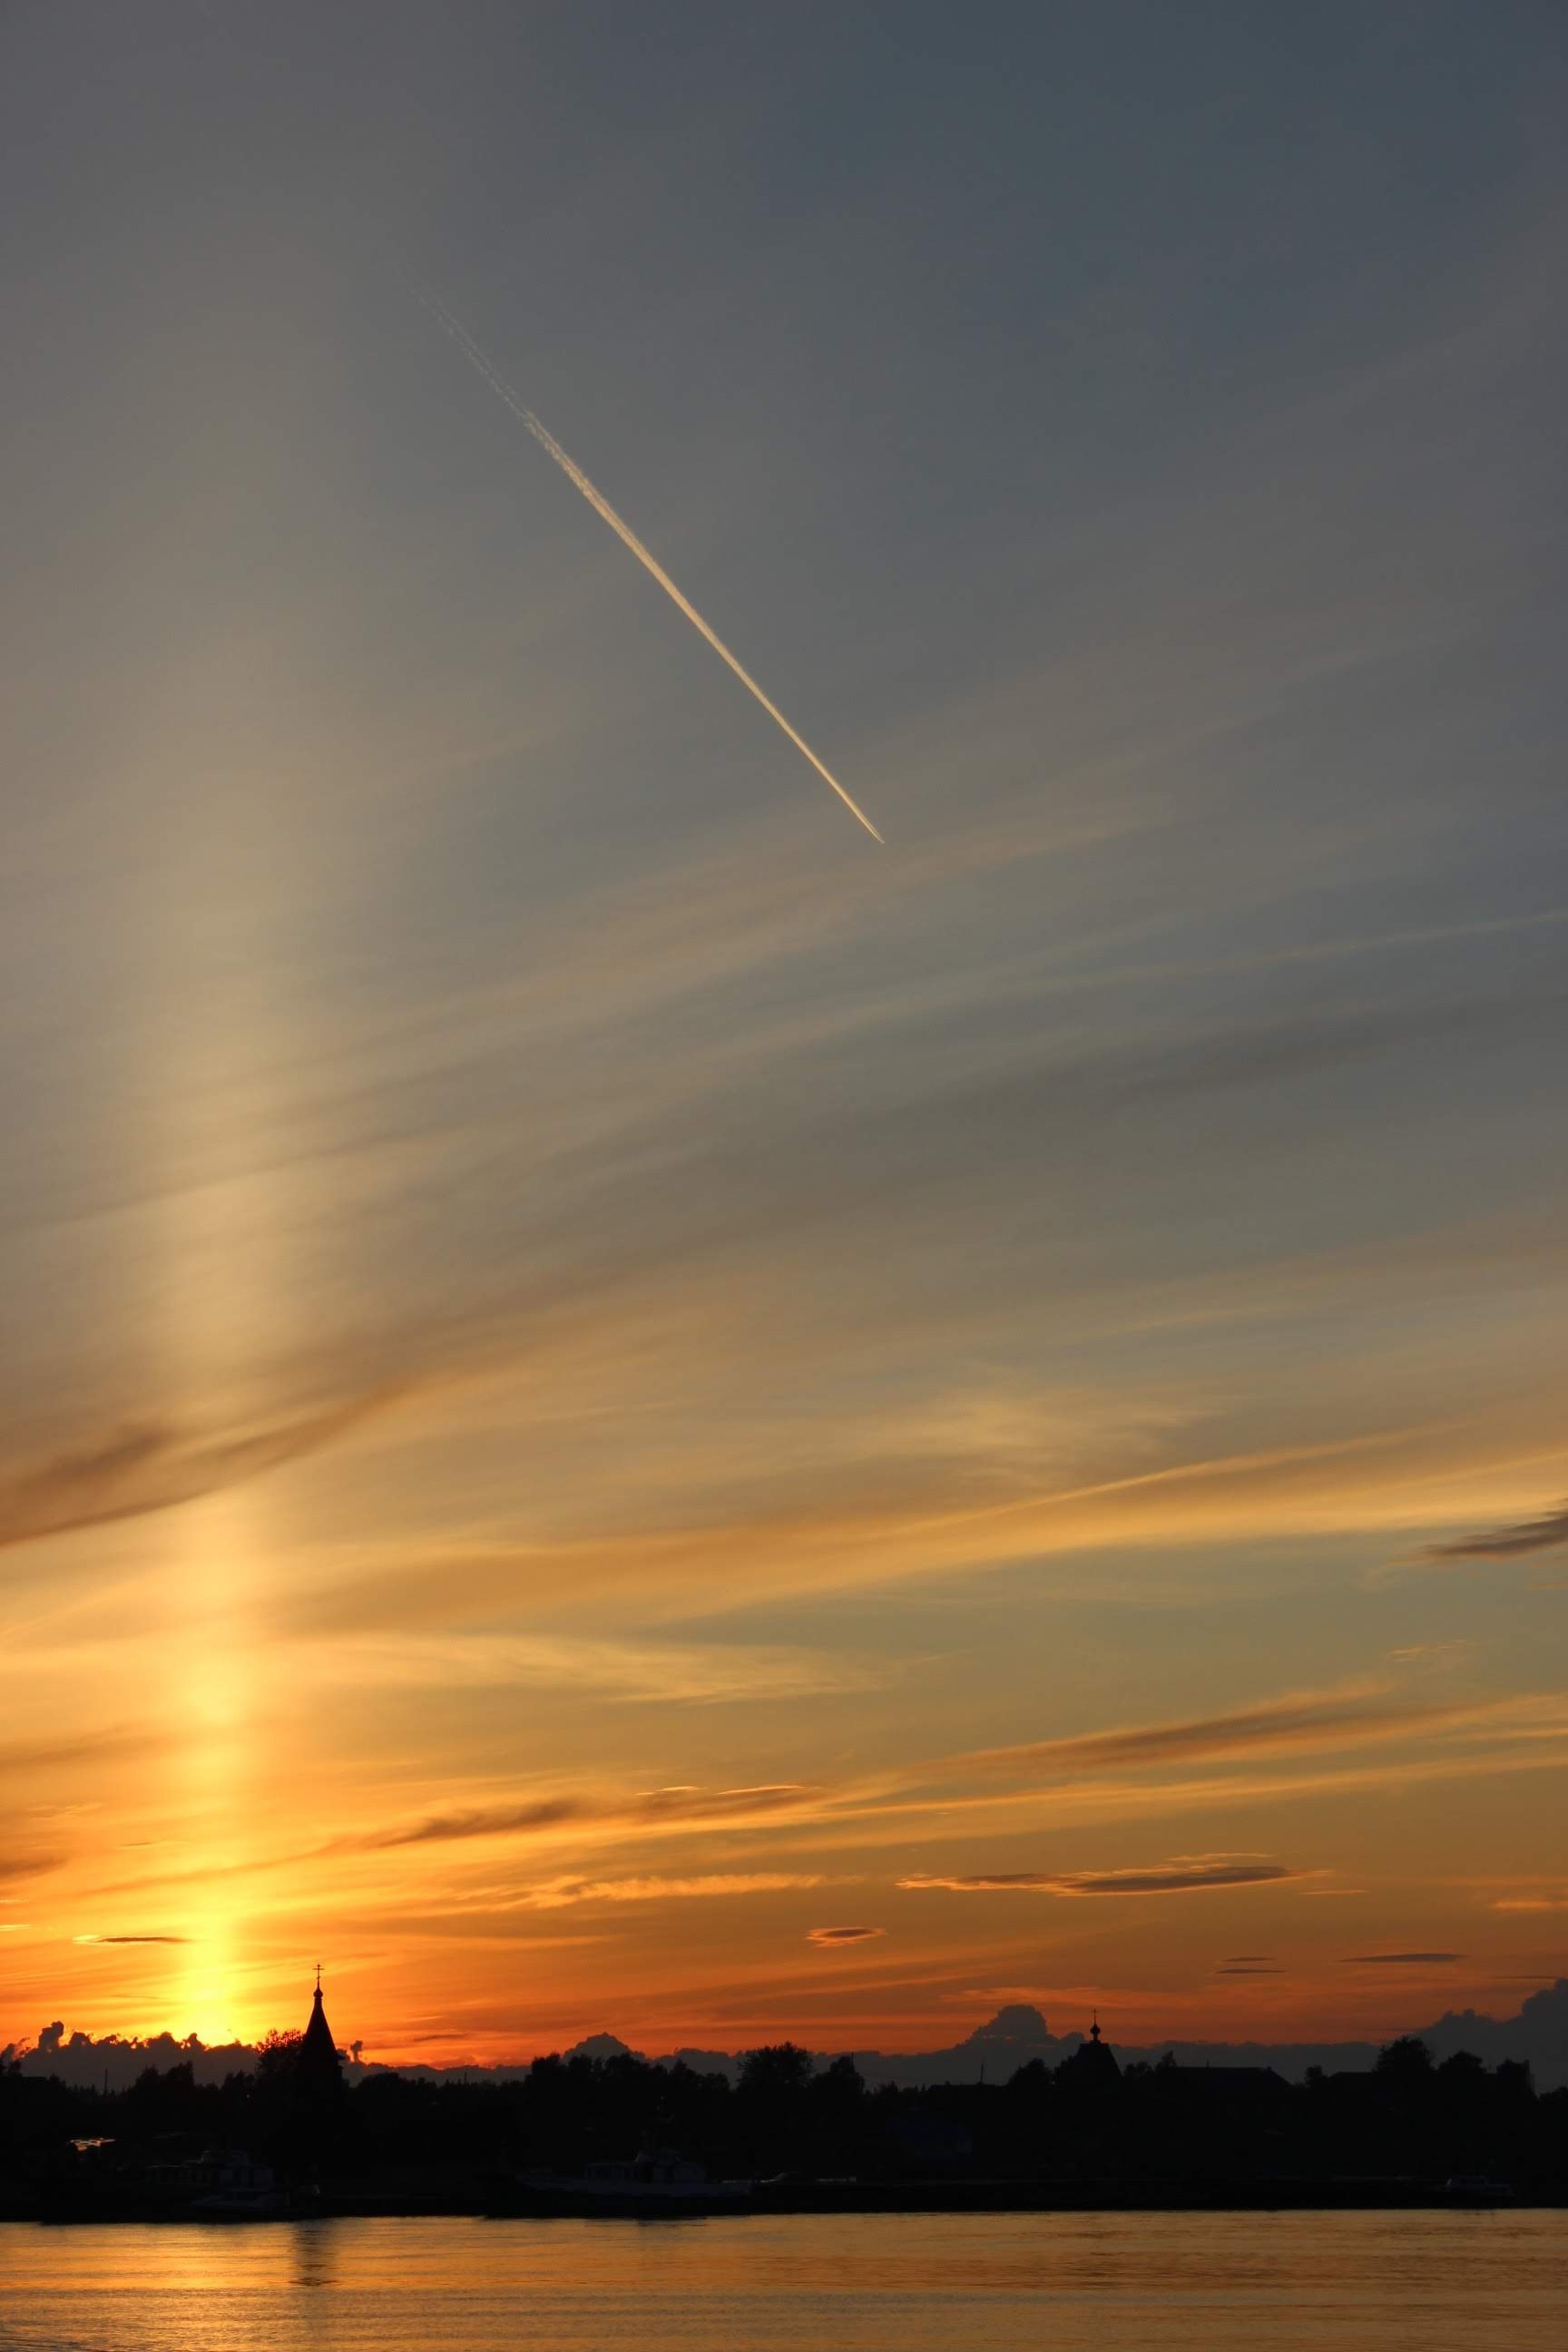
4;2032;1564;2216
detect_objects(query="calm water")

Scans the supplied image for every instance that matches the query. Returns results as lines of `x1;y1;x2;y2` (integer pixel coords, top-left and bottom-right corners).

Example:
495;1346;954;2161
1;2212;1563;2351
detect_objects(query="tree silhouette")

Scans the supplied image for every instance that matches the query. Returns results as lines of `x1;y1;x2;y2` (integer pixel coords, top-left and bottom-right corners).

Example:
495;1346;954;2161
1375;2036;1434;2082
739;2043;815;2100
255;2031;302;2084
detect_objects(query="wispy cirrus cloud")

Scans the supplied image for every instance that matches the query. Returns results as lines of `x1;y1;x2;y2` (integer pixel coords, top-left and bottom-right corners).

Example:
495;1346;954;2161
335;1782;821;1857
0;1396;399;1557
0;1856;61;1886
1421;1501;1568;1562
514;1873;824;1911
808;1925;885;1946
899;1856;1301;1896
277;1629;878;1706
93;1684;1568;1921
348;1798;585;1854
348;1402;1568;1619
73;1934;189;1946
951;1688;1465;1779
0;1727;160;1776
1342;1951;1463;1965
15;1616;881;1710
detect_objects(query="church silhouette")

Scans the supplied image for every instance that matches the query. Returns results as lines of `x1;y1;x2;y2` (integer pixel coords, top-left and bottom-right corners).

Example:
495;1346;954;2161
296;1967;345;2107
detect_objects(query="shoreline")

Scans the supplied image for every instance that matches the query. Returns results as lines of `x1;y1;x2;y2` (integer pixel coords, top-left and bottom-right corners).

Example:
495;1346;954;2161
9;2180;1559;2224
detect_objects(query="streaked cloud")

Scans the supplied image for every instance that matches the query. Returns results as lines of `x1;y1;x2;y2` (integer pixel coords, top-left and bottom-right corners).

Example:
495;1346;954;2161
1342;1952;1463;1965
240;1405;1568;1619
73;1935;189;1946
333;1783;821;1859
0;1857;60;1886
952;1689;1465;1779
1421;1501;1568;1563
512;1874;825;1912
346;1799;584;1854
808;1926;885;1946
898;1857;1301;1896
0;1398;397;1557
82;1686;1568;1922
0;1729;158;1776
277;1631;880;1705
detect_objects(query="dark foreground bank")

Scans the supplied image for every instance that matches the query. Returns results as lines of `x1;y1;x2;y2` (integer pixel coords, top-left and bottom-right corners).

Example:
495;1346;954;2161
6;2027;1565;2222
10;2173;1565;2224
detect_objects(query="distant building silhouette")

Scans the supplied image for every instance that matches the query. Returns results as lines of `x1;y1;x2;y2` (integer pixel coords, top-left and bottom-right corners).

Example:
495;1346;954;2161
1058;2014;1122;2091
296;1967;344;2103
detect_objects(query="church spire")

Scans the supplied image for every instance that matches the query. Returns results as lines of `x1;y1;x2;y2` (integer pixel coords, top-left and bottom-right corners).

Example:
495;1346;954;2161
299;1964;342;2087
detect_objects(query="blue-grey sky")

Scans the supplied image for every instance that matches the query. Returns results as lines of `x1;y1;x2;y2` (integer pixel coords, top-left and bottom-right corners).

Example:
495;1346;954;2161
3;3;1566;2058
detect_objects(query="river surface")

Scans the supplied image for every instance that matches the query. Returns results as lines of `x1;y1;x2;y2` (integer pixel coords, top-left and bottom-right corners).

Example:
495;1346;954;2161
1;2210;1563;2350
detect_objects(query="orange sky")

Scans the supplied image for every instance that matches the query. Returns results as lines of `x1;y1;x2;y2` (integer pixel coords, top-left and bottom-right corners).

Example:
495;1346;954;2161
6;1426;1566;2061
4;7;1567;2067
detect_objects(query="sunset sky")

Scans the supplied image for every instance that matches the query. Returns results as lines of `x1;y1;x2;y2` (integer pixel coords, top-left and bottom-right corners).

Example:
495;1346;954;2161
4;4;1567;2068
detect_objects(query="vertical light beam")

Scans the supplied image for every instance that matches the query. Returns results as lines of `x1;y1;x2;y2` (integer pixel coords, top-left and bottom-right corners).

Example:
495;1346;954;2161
417;288;884;845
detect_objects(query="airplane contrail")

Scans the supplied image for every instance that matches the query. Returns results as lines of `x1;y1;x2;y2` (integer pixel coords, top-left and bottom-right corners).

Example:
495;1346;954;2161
416;287;883;845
